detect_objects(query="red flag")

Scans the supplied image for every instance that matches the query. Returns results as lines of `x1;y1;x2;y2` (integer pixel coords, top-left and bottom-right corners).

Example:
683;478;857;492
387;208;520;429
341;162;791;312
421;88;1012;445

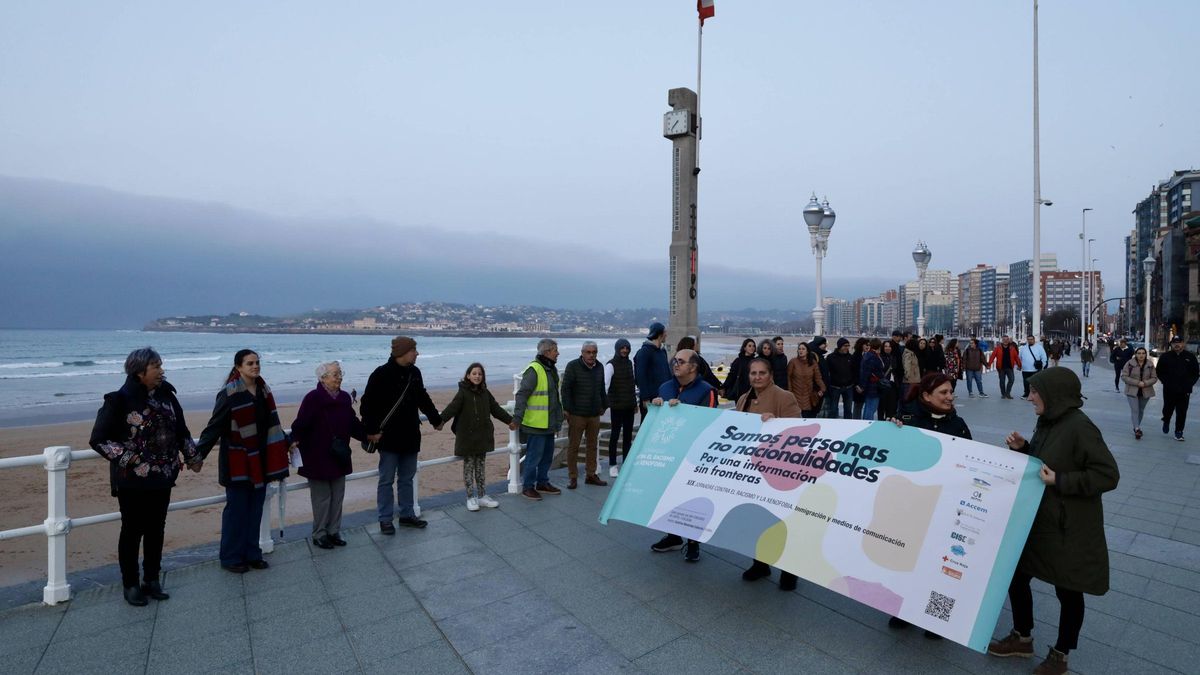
698;0;714;24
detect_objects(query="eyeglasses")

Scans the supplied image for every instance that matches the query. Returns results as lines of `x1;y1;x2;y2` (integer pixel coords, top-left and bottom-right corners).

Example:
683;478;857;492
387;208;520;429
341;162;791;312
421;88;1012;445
670;358;694;367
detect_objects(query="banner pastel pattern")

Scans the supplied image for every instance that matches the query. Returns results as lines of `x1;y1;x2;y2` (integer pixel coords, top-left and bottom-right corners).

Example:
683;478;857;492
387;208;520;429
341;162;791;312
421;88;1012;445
599;405;1044;652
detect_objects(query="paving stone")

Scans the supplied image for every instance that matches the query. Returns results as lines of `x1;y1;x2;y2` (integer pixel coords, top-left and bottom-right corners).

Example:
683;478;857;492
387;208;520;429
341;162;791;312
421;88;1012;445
150;596;247;645
500;540;576;574
862;641;973;675
249;601;341;654
382;532;487;570
360;638;471;675
146;626;252;674
436;588;566;654
34;619;153;673
332;584;421;629
242;559;321;596
346;607;442;663
634;634;742;675
0;604;65;656
8;643;46;675
461;613;613;675
581;605;687;660
54;596;157;640
398;549;509;595
244;579;329;621
1117;622;1200;673
410;565;532;620
255;631;358;675
471;523;546;554
1128;532;1200;572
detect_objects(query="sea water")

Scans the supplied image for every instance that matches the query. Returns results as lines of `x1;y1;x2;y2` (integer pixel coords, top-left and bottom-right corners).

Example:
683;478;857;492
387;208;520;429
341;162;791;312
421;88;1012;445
0;330;738;427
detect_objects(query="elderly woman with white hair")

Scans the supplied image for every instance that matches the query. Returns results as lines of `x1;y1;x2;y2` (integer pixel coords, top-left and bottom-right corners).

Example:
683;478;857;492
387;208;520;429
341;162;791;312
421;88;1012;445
290;361;378;549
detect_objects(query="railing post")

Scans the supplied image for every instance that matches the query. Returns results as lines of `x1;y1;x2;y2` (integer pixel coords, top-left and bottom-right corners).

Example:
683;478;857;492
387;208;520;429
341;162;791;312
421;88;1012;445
43;446;72;605
258;480;277;554
507;426;522;494
412;462;422;518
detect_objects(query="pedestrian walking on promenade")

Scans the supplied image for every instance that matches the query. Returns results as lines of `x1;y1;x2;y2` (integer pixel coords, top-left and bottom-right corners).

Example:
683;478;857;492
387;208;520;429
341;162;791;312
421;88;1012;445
722;338;757;403
197;349;290;573
1121;347;1158;440
648;349;718;562
943;338;963;392
604;338;637;476
825;338;856;419
1109;338;1134;392
1079;341;1094;378
990;367;1120;675
877;339;900;420
292;362;376;549
561;341;609;490
634;322;671;423
1047;339;1063;368
888;372;971;639
1156;336;1199;441
91;347;203;605
989;335;1021;399
786;342;825;417
962;337;988;397
1019;336;1048;400
439;363;516;511
361;337;443;533
513;339;564;501
858;338;885;420
738;357;804;590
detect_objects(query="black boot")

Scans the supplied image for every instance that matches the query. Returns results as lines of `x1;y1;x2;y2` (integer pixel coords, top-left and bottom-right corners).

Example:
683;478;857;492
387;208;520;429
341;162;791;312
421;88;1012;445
141;580;169;600
742;560;771;581
123;585;148;606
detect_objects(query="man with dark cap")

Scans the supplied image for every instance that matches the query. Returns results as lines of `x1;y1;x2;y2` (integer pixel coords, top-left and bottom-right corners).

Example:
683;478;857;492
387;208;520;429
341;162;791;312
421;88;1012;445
362;336;443;534
634;322;671;424
1109;338;1134;393
1156;336;1199;441
825;338;856;418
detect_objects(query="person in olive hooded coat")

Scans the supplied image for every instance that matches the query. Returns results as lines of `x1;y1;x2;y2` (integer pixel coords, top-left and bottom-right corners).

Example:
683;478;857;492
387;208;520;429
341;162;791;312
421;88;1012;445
440;363;516;511
988;367;1120;674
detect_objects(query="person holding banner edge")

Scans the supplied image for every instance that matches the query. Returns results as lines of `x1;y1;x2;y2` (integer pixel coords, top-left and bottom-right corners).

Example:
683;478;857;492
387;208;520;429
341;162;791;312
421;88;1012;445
737;357;805;591
989;367;1119;675
648;348;718;563
887;372;972;640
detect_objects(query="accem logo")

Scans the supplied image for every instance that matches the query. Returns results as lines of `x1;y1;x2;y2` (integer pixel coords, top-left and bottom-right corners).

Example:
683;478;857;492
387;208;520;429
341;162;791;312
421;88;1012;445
959;500;988;514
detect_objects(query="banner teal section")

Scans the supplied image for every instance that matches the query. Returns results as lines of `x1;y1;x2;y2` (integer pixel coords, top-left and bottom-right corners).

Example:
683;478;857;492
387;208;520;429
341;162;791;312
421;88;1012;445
967;455;1045;652
598;405;716;525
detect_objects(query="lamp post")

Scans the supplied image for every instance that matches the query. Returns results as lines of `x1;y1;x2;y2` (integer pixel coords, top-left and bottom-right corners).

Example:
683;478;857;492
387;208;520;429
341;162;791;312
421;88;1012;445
912;241;932;336
1079;208;1092;346
1030;0;1053;340
804;194;835;336
1011;292;1018;335
1142;255;1155;351
1089;254;1098;334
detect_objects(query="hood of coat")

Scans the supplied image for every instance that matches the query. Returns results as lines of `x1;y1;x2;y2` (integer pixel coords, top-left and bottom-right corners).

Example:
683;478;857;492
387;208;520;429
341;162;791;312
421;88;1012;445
1029;367;1083;422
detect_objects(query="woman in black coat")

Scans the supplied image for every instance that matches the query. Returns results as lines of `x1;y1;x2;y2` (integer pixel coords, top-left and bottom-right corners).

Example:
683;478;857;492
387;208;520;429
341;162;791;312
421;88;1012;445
90;347;202;606
722;338;757;402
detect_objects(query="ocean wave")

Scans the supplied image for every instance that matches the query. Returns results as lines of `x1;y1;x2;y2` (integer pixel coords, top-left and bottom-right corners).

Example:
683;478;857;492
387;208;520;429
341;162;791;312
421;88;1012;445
0;369;124;379
268;359;303;365
0;361;65;369
164;356;222;363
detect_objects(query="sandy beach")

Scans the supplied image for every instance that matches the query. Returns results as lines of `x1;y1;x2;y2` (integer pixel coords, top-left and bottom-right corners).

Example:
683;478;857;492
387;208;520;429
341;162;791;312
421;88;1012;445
0;387;523;588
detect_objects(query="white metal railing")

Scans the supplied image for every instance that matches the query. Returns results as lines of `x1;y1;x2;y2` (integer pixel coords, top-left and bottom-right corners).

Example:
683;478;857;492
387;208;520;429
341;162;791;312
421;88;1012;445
0;371;662;606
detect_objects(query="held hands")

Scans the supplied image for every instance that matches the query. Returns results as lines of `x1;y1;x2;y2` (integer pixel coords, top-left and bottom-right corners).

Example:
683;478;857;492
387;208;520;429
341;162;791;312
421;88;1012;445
1039;464;1056;486
889;417;904;428
1005;431;1026;450
508;422;518;431
366;434;382;443
651;397;664;406
434;424;444;431
188;461;203;473
668;399;680;407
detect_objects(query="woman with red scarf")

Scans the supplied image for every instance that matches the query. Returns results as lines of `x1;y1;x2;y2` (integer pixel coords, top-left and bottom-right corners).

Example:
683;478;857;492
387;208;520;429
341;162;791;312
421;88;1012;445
197;349;291;573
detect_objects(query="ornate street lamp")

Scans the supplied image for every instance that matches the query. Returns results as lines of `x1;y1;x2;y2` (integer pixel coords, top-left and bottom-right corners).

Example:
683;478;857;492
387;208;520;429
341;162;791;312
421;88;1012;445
804;194;835;336
912;242;932;336
1143;255;1156;351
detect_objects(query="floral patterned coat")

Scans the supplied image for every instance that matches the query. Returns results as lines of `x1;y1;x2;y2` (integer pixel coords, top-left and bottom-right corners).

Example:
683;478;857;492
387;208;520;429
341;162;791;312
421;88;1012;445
90;376;200;496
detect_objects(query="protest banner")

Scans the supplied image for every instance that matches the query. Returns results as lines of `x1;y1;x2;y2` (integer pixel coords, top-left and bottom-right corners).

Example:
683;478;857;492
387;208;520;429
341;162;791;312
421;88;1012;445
599;405;1044;652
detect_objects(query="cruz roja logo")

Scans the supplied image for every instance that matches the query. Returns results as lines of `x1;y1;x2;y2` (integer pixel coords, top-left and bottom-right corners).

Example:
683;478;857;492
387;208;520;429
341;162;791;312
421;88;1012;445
951;531;976;546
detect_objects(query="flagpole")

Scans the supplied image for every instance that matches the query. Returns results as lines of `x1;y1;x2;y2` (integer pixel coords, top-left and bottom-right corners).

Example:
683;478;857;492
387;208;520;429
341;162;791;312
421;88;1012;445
695;18;703;170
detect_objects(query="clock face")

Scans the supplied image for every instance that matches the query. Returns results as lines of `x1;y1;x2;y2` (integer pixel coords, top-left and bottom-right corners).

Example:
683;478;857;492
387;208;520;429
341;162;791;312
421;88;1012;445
664;110;690;137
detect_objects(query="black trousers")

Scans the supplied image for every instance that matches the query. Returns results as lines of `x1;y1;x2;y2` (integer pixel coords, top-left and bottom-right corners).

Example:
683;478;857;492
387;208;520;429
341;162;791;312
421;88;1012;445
1022;371;1035;397
1162;391;1190;434
1007;570;1085;653
609;408;635;464
878;386;898;420
117;487;172;588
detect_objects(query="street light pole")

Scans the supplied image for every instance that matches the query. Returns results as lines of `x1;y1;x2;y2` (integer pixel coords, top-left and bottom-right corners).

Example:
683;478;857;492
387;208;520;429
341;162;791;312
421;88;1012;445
1011;292;1018;335
912;242;932;336
1080;208;1092;346
1143;255;1156;351
803;195;835;336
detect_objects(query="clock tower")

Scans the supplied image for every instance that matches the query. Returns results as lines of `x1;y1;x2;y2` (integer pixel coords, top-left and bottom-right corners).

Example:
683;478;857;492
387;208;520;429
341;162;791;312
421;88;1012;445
663;87;700;352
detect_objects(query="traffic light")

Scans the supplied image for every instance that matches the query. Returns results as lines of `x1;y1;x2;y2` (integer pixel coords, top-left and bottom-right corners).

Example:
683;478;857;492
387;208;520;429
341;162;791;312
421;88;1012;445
1086;324;1094;334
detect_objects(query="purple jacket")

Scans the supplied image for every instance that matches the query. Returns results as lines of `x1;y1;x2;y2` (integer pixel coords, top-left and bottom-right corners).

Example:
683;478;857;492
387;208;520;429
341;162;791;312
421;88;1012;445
291;385;367;481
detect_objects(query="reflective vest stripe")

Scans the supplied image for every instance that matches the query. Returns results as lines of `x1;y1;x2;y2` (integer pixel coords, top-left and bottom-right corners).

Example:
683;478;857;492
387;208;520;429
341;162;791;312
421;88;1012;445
523;361;550;429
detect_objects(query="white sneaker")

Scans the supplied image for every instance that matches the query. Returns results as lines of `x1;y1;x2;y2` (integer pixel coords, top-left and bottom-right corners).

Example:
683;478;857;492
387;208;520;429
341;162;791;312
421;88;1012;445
609;464;620;478
478;495;500;508
466;497;480;512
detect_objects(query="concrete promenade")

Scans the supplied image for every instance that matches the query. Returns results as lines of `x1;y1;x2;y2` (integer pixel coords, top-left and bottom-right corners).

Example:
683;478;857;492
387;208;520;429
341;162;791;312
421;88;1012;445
2;354;1198;674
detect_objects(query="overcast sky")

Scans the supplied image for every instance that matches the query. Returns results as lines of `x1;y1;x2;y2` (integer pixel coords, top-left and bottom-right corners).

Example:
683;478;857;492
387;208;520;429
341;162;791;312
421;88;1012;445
1;1;1195;301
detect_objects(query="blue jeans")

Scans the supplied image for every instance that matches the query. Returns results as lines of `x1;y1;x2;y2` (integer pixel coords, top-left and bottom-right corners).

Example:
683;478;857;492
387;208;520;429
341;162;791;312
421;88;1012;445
965;370;983;394
377;451;418;521
522;432;556;489
826;386;854;419
221;485;266;567
861;396;879;421
1082;361;1091;377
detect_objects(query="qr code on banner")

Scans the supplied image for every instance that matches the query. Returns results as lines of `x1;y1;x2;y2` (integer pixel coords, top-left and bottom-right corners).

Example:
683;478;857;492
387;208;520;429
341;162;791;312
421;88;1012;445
925;591;955;622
